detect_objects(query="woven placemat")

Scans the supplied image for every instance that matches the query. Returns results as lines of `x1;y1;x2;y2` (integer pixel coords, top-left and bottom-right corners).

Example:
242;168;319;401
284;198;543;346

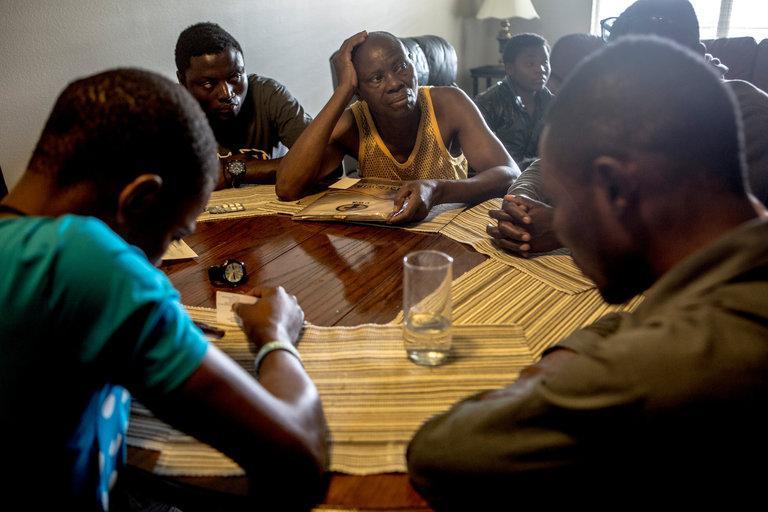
127;308;532;476
390;259;642;357
439;199;593;294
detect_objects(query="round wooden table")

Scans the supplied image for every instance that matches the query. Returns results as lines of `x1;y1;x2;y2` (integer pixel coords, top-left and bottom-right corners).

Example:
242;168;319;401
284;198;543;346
127;214;487;510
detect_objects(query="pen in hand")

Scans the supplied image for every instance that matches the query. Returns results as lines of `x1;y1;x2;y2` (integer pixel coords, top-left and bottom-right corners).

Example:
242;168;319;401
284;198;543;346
193;321;225;339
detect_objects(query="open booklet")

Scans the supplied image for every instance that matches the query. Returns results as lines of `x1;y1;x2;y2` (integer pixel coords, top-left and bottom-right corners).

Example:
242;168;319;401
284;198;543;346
292;178;404;222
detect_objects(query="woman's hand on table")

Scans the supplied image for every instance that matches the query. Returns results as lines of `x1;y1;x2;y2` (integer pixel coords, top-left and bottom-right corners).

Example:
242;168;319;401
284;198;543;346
233;286;305;352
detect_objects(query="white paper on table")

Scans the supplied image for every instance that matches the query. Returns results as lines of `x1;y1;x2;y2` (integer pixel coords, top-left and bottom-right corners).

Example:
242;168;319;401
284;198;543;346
328;176;361;190
161;240;198;261
216;291;258;326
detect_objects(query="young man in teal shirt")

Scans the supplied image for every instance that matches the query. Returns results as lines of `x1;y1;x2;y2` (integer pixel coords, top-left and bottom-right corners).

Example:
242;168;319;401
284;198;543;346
0;69;327;510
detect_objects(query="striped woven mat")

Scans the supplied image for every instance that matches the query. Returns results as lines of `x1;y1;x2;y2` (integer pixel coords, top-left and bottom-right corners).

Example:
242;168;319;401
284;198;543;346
127;307;533;476
392;259;643;357
439;198;595;294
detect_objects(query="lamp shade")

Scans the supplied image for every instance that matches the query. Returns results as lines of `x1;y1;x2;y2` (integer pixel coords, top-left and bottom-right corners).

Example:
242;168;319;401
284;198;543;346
476;0;539;20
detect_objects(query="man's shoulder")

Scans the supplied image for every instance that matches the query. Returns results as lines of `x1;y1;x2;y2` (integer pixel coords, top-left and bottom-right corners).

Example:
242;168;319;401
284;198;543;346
473;81;507;104
427;85;473;114
248;74;296;99
3;214;123;254
725;79;768;106
58;216;158;278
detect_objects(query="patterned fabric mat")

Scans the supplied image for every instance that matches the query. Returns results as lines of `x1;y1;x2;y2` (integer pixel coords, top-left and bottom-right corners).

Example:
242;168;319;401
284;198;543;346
127;307;532;476
439;198;595;294
284;200;466;234
197;185;285;222
198;185;464;233
392;259;643;358
402;202;466;233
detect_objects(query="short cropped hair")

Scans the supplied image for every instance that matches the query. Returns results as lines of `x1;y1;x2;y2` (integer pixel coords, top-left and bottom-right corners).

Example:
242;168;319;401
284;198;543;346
502;33;549;64
28;68;218;204
608;0;700;51
545;36;746;195
175;22;243;75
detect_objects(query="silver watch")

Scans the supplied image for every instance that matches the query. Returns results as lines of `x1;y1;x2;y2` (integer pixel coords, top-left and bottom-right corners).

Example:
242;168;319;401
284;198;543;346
224;160;246;188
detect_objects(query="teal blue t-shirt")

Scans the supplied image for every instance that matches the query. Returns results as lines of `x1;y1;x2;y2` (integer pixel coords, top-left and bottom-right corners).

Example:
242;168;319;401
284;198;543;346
0;215;209;510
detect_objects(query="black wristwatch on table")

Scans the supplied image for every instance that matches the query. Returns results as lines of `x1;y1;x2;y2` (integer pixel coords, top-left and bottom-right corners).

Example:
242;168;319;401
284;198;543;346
208;259;248;287
224;160;246;188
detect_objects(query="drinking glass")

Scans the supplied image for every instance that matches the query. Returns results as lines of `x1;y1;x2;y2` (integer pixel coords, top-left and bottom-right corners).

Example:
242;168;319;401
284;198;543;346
402;250;453;366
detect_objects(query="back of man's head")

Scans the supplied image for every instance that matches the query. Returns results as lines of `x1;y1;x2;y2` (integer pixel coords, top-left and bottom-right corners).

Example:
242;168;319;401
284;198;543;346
503;33;549;64
546;35;745;196
607;0;701;51
175;22;243;75
550;34;604;79
28;68;218;208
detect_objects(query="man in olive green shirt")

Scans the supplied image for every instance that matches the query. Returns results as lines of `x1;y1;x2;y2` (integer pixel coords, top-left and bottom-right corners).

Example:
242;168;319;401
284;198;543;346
408;37;768;508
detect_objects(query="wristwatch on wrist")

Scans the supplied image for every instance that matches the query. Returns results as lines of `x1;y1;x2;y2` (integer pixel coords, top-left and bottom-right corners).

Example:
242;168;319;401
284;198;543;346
224;160;246;188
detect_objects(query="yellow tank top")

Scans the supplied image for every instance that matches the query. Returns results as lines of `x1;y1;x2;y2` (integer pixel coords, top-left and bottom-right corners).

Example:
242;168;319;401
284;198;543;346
350;87;469;181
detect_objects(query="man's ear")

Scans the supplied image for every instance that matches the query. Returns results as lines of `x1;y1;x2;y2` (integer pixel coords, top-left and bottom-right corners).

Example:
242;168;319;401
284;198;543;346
591;155;637;216
116;174;164;226
504;62;515;78
176;70;186;87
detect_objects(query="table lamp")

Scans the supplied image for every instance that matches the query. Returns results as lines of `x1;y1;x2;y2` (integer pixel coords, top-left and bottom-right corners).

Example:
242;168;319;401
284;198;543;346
476;0;540;55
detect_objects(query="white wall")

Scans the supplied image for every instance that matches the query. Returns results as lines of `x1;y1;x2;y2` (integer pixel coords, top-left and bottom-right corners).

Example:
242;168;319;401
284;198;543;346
0;0;592;189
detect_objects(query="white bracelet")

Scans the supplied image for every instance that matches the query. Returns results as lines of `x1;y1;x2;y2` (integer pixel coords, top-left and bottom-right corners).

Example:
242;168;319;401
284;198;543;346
254;341;302;378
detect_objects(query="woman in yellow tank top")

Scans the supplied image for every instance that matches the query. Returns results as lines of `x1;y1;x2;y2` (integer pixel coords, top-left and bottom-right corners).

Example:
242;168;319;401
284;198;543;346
277;31;518;224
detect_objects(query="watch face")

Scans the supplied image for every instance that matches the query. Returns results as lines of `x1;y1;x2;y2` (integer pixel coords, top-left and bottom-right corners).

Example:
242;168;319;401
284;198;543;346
224;261;245;283
226;160;246;177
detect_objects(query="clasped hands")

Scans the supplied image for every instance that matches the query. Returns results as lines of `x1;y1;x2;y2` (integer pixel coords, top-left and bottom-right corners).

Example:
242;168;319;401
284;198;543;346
486;194;561;257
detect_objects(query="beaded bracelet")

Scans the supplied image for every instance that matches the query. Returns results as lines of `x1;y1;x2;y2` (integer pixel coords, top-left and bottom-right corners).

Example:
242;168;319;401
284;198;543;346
254;341;302;378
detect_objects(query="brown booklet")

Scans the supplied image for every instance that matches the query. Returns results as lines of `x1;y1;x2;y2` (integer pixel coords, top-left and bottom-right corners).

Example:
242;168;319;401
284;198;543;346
292;178;402;222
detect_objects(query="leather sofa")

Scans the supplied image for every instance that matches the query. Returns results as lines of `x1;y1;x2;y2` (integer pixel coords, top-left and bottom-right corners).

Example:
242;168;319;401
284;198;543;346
703;36;768;92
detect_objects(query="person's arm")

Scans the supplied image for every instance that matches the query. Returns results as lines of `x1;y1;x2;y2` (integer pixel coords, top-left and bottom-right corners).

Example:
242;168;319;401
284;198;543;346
275;32;368;201
407;303;752;508
406;320;648;508
139;287;328;510
387;87;519;224
506;158;548;202
214;154;281;190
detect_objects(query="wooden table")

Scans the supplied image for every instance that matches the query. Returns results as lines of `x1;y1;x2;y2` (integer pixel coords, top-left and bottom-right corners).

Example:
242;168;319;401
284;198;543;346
128;214;487;510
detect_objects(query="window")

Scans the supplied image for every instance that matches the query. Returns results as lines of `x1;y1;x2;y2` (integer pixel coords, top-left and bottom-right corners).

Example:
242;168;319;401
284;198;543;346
592;0;768;40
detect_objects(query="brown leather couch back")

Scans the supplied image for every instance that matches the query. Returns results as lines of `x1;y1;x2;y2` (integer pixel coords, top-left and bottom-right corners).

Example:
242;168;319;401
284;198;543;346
703;36;768;92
